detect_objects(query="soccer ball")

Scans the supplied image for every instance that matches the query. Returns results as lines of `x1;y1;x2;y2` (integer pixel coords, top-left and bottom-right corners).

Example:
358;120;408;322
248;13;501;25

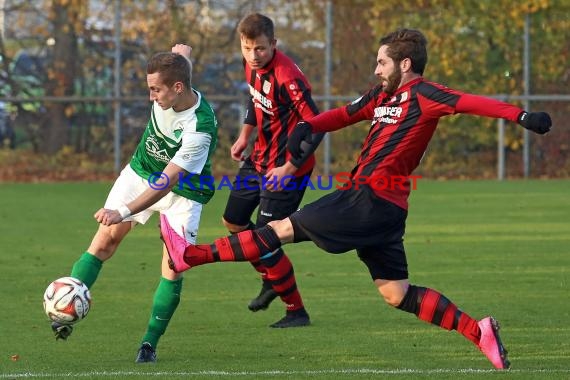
43;277;91;324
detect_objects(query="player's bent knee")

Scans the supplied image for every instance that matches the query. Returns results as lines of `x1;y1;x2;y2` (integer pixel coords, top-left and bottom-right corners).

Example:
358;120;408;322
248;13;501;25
221;216;232;229
378;287;404;307
88;229;124;261
91;220;131;259
376;280;407;307
267;218;294;244
222;217;245;234
382;294;404;308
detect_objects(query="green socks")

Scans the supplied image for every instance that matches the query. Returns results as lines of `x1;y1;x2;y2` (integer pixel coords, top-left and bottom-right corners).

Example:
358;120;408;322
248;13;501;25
71;253;182;350
70;252;103;289
141;277;183;348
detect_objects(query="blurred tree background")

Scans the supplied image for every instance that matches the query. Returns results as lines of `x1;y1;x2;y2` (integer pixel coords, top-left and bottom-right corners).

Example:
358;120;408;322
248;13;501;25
0;0;568;180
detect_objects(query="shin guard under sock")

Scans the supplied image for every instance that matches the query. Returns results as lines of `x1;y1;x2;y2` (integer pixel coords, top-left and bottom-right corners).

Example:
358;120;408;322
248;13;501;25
231;221;268;279
397;285;480;344
70;252;103;289
262;249;304;311
141;277;183;348
187;225;281;266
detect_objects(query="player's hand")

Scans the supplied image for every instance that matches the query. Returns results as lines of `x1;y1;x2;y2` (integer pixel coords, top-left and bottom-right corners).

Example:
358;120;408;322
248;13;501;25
265;163;297;192
230;136;248;161
171;44;192;59
288;121;313;160
517;111;552;135
94;208;124;226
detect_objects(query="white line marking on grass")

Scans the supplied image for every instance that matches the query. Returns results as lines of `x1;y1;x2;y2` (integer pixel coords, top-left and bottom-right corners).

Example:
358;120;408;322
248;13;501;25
2;368;570;378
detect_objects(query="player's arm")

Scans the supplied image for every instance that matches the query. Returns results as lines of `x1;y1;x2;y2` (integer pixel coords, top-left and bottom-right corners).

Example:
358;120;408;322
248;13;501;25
288;87;379;160
116;161;187;218
95;132;212;226
456;93;551;134
119;132;211;219
231;98;256;161
172;44;192;62
283;79;325;169
307;86;379;133
94;162;186;226
287;131;324;169
265;81;324;189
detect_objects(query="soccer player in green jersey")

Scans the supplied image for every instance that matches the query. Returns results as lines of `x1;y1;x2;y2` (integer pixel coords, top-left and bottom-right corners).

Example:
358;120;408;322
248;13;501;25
50;44;218;364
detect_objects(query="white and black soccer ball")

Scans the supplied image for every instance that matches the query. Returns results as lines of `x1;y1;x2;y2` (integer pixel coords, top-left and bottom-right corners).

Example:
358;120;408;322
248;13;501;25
43;277;91;324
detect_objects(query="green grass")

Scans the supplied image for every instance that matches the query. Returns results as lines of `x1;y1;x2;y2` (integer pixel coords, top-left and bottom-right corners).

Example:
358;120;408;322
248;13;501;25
0;180;569;379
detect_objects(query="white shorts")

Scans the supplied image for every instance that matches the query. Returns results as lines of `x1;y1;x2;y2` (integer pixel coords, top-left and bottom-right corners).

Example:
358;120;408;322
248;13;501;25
104;165;203;243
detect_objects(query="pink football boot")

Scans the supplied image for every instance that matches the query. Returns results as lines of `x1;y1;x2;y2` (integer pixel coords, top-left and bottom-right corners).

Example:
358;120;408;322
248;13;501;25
477;316;510;369
159;214;191;273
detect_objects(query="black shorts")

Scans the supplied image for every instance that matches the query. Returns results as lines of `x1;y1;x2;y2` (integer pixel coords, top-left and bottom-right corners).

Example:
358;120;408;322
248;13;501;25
223;158;310;228
289;185;408;280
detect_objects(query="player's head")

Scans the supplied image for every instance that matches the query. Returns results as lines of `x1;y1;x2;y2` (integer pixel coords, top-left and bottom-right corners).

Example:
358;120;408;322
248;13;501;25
375;29;427;95
238;13;276;70
146;52;192;109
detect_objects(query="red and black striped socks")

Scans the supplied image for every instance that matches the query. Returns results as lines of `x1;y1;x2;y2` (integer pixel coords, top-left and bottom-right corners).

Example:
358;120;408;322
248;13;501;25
183;225;282;266
183;226;305;311
262;248;305;311
232;221;269;280
397;285;480;344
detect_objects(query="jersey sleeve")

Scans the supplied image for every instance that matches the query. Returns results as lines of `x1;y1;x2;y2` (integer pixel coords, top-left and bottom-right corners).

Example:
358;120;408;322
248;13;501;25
455;93;523;122
243;96;256;125
308;86;380;133
417;81;523;121
281;78;320;120
170;131;212;174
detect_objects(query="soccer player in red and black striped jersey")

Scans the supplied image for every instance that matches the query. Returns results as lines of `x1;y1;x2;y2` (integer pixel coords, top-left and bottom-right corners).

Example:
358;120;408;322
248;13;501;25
162;28;551;368
221;13;323;328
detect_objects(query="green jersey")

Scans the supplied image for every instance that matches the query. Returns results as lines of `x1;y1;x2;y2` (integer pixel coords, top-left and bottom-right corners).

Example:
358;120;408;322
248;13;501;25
130;90;218;204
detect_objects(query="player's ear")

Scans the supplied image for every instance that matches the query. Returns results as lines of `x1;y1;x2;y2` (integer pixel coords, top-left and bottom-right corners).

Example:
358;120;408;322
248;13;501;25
174;81;184;94
400;58;412;73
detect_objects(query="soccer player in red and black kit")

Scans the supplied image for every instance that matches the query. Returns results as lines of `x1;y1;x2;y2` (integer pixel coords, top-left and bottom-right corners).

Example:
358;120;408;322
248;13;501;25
162;28;551;368
221;13;323;328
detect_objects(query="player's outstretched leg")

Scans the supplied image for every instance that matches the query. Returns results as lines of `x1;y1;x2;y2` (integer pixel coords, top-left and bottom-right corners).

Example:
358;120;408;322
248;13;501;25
397;285;509;369
161;217;310;327
161;215;281;272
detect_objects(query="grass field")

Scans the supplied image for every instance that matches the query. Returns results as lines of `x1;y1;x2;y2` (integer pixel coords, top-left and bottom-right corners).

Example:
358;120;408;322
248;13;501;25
0;180;569;379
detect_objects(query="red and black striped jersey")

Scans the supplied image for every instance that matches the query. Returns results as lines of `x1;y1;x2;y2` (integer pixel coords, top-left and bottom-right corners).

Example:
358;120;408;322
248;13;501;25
244;49;319;176
307;77;524;209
